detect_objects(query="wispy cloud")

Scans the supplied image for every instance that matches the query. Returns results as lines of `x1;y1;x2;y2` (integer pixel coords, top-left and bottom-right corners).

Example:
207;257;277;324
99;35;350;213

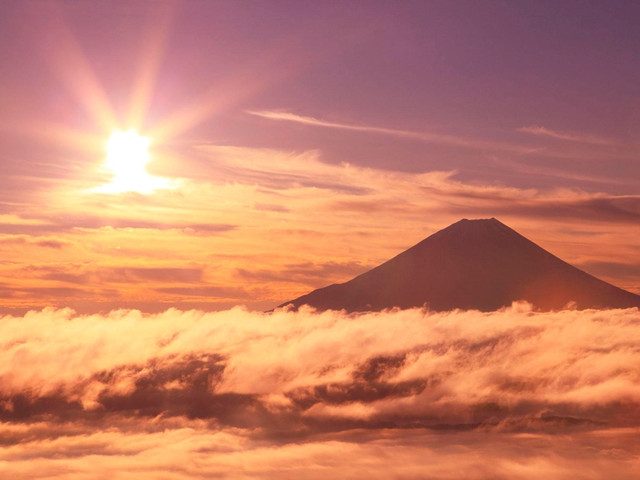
517;125;618;146
248;110;532;153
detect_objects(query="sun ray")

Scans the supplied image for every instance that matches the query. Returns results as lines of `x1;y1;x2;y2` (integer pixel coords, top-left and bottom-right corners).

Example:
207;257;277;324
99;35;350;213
0;118;104;156
36;2;118;131
149;47;298;141
126;2;180;131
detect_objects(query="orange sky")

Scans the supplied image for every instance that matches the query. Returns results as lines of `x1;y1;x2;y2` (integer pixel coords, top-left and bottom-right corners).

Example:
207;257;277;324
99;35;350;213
0;1;639;313
1;143;638;313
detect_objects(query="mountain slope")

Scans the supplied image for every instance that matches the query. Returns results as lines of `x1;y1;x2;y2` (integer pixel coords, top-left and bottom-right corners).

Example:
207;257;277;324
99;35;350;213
279;218;640;312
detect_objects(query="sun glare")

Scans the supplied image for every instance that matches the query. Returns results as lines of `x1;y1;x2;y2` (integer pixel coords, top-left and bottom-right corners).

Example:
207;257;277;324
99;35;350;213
95;129;175;194
106;130;151;172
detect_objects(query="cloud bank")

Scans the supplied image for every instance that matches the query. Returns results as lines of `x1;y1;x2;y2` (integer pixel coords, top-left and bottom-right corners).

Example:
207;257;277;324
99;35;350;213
0;305;639;478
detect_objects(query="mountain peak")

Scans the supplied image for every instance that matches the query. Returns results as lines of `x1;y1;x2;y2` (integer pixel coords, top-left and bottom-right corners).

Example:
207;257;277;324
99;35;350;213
456;217;499;223
441;217;510;232
279;218;640;312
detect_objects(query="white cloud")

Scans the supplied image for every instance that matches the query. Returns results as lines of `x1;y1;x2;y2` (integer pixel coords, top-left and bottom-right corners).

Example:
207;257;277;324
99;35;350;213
248;110;531;152
0;305;639;478
517;125;617;146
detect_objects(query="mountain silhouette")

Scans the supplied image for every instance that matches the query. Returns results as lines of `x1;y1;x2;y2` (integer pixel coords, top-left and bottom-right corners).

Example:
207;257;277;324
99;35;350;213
279;218;640;312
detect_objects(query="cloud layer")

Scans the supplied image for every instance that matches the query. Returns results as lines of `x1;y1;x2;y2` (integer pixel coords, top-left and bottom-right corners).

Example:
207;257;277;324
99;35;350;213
0;305;639;478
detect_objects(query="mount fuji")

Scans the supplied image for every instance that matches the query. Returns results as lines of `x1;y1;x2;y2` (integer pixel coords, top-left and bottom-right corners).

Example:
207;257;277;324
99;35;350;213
279;218;640;312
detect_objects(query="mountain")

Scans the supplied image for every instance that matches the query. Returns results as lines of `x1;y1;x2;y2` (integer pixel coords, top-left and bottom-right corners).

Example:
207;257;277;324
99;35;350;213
279;218;640;312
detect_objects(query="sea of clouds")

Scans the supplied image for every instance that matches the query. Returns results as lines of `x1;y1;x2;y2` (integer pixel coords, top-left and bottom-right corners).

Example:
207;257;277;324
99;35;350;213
0;303;639;479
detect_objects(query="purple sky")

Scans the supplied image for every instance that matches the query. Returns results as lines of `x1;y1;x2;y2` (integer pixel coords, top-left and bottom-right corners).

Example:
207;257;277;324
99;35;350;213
3;0;639;189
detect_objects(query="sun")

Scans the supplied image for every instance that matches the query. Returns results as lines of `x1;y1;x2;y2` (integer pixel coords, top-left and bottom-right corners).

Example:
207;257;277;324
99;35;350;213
95;129;175;194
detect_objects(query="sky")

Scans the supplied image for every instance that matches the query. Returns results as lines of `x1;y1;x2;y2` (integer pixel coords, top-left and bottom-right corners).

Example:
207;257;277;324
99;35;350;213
0;0;639;313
